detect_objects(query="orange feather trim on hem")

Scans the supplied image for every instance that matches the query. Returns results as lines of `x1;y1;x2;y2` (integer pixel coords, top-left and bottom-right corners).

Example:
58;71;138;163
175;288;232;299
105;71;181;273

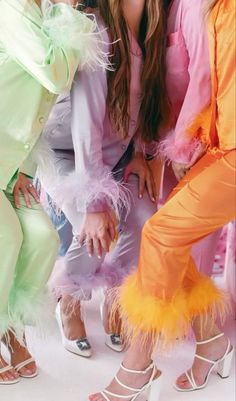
110;271;229;349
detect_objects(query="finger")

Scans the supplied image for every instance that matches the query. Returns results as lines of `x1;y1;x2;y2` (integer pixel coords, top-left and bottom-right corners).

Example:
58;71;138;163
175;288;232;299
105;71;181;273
146;171;156;202
173;168;181;182
175;172;182;181
100;232;111;253
178;171;186;181
13;187;20;209
108;220;116;241
28;186;40;203
123;167;131;183
79;230;86;247
21;187;32;208
180;169;188;180
138;173;145;198
93;237;102;259
86;238;94;257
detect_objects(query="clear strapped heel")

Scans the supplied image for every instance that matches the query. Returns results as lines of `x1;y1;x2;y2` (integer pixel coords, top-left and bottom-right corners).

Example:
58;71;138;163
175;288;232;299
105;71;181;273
98;362;162;401
175;333;234;392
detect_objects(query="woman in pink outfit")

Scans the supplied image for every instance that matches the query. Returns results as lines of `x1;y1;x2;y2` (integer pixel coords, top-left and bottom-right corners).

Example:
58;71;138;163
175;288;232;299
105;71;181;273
161;0;221;278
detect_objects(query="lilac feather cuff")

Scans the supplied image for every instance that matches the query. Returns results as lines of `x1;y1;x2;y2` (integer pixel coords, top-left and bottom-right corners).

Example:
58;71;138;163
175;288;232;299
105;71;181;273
51;168;131;217
51;261;133;300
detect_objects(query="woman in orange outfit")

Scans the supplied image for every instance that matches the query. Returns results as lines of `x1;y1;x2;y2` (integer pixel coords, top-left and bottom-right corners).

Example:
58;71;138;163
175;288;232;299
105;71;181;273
89;0;236;400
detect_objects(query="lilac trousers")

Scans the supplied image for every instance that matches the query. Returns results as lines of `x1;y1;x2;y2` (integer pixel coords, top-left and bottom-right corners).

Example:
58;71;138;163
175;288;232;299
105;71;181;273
50;153;157;301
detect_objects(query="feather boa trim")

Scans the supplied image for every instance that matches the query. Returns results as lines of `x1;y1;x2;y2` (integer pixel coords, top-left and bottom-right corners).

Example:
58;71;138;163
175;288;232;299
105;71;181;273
0;288;55;345
110;272;228;348
158;133;202;164
158;104;212;164
50;260;133;300
51;168;132;217
42;1;110;71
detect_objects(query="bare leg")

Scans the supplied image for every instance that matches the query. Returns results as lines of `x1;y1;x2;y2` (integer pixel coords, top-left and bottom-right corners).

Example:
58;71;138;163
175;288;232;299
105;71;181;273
89;335;161;401
176;316;229;389
60;295;87;340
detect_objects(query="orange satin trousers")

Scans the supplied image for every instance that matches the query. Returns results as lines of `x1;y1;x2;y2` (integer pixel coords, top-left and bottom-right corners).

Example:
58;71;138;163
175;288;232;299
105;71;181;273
119;149;236;342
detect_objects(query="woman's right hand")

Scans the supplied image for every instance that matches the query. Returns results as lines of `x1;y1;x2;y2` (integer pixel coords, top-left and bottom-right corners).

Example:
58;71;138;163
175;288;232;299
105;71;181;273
79;211;117;258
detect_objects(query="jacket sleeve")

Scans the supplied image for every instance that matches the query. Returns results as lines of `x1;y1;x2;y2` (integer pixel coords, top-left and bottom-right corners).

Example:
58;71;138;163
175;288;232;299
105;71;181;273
52;27;130;215
0;0;106;94
160;0;211;164
71;58;110;213
19;155;37;179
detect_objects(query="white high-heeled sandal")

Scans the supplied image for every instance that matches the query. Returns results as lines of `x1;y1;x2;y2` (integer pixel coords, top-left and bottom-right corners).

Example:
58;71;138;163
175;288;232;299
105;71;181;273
0;364;20;385
97;362;162;401
175;333;234;392
14;357;38;378
56;302;92;358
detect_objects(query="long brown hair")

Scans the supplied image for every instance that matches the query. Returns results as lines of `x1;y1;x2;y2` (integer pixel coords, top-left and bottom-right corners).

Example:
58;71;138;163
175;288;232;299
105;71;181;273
83;0;170;143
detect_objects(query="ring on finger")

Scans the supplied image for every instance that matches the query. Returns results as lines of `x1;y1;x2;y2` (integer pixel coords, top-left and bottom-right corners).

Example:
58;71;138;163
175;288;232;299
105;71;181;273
26;183;33;189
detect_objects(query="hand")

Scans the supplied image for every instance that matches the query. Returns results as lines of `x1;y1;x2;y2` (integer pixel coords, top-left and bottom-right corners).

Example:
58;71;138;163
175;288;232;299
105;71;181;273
189;142;207;166
123;152;157;202
172;142;207;181
79;211;117;258
13;173;40;209
172;161;190;181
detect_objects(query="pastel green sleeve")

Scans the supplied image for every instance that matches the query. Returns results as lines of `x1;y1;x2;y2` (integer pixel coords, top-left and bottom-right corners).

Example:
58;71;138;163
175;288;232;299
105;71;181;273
0;0;98;94
19;155;37;179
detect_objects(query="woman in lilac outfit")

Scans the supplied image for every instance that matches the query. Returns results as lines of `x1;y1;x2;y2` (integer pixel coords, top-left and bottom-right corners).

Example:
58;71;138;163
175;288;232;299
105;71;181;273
42;0;168;357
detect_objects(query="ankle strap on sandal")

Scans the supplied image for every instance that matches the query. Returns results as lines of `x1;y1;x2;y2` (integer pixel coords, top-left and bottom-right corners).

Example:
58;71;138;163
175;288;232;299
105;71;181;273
196;333;224;345
120;362;154;374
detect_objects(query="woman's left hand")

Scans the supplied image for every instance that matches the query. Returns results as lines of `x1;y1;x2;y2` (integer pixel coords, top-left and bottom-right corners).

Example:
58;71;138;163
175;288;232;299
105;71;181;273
123;152;157;202
13;173;40;209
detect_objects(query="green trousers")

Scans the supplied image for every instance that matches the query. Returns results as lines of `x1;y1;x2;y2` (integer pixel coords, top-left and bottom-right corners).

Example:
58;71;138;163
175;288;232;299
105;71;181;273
0;176;59;341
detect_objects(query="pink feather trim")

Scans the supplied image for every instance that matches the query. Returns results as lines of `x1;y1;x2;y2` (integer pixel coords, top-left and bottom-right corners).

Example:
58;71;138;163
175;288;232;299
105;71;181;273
158;132;202;164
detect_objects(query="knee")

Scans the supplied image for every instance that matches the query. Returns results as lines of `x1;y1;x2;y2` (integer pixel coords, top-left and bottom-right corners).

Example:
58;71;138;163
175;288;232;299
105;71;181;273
126;198;156;232
141;213;169;244
33;220;60;254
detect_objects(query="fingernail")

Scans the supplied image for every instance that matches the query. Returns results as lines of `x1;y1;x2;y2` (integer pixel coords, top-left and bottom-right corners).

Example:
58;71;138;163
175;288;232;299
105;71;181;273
88;254;92;258
139;194;142;199
152;198;156;202
98;255;102;259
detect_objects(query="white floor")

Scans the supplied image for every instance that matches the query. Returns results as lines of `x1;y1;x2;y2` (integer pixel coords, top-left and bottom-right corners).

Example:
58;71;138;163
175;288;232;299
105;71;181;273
0;292;235;401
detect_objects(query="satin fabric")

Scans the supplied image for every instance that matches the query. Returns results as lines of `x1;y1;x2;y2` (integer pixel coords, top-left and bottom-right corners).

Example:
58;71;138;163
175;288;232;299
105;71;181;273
0;175;59;341
163;0;221;276
118;149;236;342
117;0;236;343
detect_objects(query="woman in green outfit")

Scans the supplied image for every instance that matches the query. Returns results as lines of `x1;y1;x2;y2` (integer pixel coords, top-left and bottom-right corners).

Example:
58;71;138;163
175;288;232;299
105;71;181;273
0;0;105;384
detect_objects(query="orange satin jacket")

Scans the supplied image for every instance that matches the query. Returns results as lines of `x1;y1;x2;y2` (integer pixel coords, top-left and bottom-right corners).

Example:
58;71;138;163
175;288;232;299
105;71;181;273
208;0;236;150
